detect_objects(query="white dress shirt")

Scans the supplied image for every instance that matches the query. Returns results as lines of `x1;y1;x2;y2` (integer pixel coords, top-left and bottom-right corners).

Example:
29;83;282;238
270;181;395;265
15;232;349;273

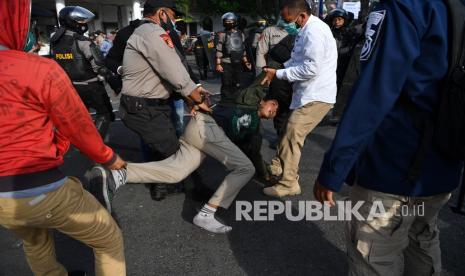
276;15;338;110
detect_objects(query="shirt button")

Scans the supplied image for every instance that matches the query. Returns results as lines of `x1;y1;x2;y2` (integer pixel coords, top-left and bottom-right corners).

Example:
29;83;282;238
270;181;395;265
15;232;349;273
46;212;52;219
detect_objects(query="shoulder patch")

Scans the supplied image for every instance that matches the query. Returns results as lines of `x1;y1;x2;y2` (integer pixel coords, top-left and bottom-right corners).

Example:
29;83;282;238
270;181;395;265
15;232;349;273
360;10;386;61
160;33;174;48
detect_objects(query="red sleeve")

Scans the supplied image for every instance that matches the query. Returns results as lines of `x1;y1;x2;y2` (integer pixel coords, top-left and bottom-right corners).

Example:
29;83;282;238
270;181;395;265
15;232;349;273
40;61;115;164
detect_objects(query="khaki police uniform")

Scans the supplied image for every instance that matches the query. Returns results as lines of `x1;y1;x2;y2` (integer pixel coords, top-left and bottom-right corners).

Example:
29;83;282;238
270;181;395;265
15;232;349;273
119;21;197;159
255;26;288;69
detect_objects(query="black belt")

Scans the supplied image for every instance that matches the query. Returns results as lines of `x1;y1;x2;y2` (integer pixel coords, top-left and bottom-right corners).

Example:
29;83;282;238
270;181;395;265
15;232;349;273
121;94;170;107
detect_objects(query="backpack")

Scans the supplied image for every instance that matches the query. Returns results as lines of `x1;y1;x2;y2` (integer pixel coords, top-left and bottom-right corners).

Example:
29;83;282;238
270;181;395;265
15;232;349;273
403;0;465;183
105;20;147;94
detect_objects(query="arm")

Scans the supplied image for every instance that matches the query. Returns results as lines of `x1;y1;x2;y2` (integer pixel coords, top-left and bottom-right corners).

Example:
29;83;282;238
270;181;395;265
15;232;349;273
216;33;225;71
41;62;116;165
317;2;422;192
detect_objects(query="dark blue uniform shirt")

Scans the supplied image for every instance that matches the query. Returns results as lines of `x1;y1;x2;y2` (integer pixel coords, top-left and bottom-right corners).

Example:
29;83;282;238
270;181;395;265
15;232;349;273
318;0;463;196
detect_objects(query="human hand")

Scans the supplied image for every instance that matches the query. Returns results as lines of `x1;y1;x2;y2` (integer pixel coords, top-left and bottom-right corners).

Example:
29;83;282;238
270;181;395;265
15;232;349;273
107;154;127;170
260;67;276;86
216;64;224;72
313;180;335;207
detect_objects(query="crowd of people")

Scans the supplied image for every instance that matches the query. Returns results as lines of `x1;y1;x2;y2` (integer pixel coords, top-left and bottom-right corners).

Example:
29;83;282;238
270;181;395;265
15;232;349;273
0;0;464;275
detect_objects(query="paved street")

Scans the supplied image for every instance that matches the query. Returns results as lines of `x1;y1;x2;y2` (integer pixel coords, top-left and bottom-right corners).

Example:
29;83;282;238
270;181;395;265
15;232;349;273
1;58;465;276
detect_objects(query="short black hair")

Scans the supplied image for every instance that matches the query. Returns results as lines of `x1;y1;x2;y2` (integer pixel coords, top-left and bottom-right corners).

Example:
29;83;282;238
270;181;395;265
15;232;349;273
280;0;312;15
143;5;162;17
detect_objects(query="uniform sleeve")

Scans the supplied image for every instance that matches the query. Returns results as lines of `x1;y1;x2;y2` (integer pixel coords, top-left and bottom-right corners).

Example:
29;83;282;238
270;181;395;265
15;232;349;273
135;27;197;97
256;30;269;68
41;61;115;165
317;2;422;192
275;30;325;82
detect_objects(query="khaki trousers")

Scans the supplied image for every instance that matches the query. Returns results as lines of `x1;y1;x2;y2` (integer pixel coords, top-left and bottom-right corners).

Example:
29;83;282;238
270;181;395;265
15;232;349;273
269;101;332;188
127;113;255;209
347;185;451;276
0;177;126;276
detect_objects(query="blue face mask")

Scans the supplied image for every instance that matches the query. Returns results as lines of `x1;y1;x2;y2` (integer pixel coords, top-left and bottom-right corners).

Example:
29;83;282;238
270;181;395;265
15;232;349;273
23;31;36;52
277;18;299;36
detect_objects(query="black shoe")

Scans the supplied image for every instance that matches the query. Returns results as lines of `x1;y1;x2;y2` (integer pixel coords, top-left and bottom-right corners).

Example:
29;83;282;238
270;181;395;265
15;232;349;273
150;183;167;201
89;166;126;213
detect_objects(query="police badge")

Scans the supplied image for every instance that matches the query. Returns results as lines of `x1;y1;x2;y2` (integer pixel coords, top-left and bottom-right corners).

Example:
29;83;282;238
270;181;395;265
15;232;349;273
360;10;386;61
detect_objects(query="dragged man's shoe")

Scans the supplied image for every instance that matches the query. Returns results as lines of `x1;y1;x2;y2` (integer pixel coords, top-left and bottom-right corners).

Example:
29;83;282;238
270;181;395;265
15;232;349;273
193;213;232;234
150;183;167;201
89;166;127;213
263;184;301;198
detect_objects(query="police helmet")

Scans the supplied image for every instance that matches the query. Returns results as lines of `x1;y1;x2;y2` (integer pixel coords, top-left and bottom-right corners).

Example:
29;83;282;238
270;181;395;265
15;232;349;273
59;6;95;34
327;8;349;21
222;12;238;28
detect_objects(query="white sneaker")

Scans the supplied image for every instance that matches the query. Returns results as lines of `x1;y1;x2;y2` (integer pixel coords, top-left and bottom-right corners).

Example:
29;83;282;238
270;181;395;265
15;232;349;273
193;213;232;234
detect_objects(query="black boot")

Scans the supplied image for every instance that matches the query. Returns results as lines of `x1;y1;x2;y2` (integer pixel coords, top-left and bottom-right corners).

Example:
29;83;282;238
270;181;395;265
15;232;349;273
150;183;167;201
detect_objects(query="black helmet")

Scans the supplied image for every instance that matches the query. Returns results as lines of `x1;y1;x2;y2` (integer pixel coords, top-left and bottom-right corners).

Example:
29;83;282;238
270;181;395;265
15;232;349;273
327;8;349;21
222;12;238;29
58;6;94;34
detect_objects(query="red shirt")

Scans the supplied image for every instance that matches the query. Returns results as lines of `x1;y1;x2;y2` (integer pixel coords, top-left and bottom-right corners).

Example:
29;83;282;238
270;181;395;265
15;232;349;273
0;0;114;177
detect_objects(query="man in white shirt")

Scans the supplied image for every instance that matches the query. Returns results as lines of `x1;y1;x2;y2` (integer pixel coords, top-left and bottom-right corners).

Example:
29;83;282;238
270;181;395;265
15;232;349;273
261;0;337;197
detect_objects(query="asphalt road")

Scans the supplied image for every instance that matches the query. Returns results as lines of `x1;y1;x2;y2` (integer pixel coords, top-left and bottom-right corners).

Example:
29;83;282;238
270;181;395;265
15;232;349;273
1;58;464;276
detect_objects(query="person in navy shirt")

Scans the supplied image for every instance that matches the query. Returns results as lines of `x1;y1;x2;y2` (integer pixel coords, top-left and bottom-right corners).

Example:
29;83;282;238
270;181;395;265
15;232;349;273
314;0;463;275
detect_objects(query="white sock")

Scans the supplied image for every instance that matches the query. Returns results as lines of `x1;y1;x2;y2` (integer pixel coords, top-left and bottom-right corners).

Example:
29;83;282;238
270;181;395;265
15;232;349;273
199;204;217;216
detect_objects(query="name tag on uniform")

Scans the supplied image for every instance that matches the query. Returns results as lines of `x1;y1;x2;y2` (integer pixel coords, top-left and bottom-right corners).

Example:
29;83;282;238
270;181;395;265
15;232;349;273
55;53;73;60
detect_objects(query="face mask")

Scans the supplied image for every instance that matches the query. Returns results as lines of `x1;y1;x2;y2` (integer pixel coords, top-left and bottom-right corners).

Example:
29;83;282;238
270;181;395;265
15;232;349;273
76;24;88;35
224;22;235;30
277;18;299;35
23;31;36;52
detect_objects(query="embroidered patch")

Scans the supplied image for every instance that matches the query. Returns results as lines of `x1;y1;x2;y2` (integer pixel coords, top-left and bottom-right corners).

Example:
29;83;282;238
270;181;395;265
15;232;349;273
360;10;386;61
160;33;174;48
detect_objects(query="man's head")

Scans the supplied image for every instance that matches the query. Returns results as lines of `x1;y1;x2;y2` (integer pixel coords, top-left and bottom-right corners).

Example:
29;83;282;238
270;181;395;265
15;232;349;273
143;0;180;25
326;8;348;29
280;0;312;29
258;99;279;119
222;12;238;31
58;6;95;35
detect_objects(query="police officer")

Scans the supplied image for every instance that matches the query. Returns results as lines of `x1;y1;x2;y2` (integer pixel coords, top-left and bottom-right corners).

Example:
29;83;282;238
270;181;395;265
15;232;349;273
216;12;252;106
315;0;463;274
118;0;207;199
325;8;362;124
51;6;114;137
194;17;215;80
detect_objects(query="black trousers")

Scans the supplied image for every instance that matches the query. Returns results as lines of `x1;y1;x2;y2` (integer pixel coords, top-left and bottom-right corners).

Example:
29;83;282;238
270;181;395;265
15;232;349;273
74;82;114;119
119;95;179;160
220;62;243;105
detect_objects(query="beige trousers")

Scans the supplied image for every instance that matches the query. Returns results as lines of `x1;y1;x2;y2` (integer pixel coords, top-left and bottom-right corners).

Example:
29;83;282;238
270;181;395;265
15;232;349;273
127;113;255;209
347;185;451;276
269;101;333;188
0;177;126;276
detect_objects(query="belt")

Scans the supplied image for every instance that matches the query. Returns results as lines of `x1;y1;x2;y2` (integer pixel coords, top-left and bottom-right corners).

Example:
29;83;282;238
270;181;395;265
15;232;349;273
121;94;170;107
